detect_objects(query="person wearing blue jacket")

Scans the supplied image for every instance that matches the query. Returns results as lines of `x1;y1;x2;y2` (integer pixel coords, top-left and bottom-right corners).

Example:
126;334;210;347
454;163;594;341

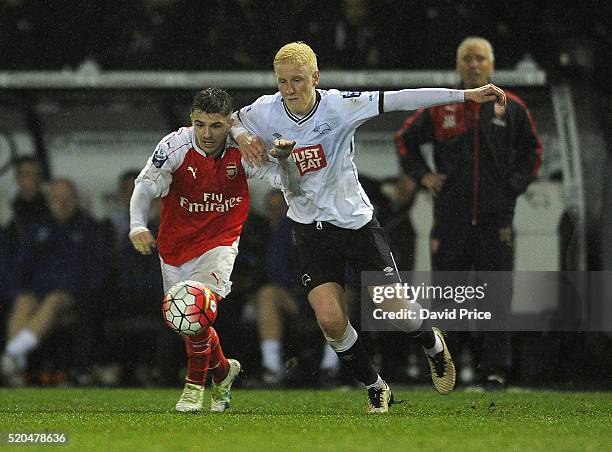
1;178;109;386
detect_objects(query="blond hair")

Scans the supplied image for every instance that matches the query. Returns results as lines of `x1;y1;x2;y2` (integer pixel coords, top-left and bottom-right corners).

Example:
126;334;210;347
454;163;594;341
456;36;495;63
274;42;318;73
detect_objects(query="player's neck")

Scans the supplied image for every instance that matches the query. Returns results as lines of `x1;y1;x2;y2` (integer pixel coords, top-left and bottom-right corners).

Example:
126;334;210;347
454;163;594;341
287;91;318;118
195;137;226;159
205;146;225;159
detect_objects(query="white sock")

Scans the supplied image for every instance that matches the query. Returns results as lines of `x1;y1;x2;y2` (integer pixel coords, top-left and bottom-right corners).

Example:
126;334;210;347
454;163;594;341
365;375;387;390
6;329;39;359
261;339;282;374
319;344;340;373
424;333;443;357
326;323;358;353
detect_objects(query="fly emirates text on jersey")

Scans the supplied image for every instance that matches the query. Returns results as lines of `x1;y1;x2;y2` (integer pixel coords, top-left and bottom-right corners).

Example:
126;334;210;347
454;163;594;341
179;192;244;213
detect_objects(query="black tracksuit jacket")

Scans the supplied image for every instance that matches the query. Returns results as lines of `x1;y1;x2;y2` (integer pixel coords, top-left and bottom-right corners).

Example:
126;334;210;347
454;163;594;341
395;91;542;225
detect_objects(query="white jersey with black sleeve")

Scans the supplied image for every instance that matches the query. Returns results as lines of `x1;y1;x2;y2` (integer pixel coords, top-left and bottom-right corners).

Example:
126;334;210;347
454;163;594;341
235;88;464;229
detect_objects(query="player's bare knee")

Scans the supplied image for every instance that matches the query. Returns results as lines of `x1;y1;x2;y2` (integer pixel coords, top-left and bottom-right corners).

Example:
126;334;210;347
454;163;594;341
257;284;283;301
311;299;347;339
317;316;347;340
43;291;73;310
256;293;276;311
11;293;38;316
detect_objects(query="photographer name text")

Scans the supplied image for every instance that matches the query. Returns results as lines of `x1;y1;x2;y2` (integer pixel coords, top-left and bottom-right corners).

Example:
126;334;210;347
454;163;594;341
372;307;492;320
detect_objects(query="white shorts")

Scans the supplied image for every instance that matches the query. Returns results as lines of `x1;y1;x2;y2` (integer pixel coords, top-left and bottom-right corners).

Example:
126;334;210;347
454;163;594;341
160;239;239;298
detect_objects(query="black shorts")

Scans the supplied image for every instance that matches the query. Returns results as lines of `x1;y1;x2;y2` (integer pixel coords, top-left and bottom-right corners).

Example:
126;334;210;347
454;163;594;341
292;218;401;293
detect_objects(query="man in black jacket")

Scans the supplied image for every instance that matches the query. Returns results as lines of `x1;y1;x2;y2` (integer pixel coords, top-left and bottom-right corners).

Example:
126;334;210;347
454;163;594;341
395;36;542;389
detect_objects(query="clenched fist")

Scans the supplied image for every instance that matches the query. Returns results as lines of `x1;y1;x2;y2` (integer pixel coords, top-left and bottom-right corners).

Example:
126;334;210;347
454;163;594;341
129;229;156;255
269;139;297;159
464;83;506;106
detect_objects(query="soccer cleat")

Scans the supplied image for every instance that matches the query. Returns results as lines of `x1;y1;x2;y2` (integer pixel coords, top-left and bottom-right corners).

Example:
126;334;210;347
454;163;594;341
424;328;456;395
484;372;508;391
261;369;285;388
210;359;241;412
175;382;205;412
0;354;26;387
367;384;395;414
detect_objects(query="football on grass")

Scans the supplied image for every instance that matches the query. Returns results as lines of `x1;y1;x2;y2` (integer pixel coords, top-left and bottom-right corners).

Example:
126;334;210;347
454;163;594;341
162;280;218;335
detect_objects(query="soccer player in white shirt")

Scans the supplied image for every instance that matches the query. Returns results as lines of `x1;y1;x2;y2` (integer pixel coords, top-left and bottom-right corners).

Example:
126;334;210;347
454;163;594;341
232;42;507;413
129;88;298;413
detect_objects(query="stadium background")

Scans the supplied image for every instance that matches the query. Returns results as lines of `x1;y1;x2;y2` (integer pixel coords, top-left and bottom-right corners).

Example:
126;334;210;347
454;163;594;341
0;0;610;389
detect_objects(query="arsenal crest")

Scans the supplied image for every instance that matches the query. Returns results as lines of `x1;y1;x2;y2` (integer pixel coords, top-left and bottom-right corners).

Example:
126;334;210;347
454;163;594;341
226;162;238;179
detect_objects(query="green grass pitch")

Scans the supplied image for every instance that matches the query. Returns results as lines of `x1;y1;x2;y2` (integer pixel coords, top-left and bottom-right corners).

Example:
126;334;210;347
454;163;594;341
0;388;610;451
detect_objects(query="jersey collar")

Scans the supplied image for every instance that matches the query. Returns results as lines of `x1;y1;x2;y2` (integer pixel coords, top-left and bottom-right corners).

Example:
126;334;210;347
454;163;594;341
282;90;321;125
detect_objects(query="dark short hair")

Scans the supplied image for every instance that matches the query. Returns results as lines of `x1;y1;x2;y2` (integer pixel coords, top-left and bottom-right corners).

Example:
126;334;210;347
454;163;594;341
14;156;44;178
191;88;232;116
14;155;41;169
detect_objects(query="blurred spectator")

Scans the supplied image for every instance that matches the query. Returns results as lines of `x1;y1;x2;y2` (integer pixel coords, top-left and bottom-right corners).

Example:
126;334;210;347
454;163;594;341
592;14;612;158
395;37;542;389
383;173;417;272
215;0;280;69
2;156;48;346
283;1;332;59
122;23;155;69
0;227;11;347
377;174;423;382
5;157;48;255
0;227;9;293
0;1;604;72
0;178;110;386
0;1;605;71
0;0;37;69
255;189;339;386
103;170;181;386
214;203;269;376
111;170;143;242
325;0;382;69
145;0;229;69
358;174;393;226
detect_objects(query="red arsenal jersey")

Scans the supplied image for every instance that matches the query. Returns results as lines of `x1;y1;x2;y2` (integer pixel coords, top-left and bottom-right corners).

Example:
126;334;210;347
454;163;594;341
134;127;287;265
158;145;249;266
135;127;281;266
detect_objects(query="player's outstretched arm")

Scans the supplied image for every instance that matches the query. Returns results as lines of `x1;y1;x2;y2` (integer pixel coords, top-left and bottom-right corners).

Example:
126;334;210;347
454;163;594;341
464;83;506;106
383;85;505;113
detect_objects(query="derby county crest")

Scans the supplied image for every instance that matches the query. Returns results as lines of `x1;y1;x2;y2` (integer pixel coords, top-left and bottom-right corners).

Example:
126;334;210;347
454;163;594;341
226;162;238;179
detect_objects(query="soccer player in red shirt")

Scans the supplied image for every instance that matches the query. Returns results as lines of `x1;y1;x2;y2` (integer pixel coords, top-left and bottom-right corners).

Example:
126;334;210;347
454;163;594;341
129;87;297;412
